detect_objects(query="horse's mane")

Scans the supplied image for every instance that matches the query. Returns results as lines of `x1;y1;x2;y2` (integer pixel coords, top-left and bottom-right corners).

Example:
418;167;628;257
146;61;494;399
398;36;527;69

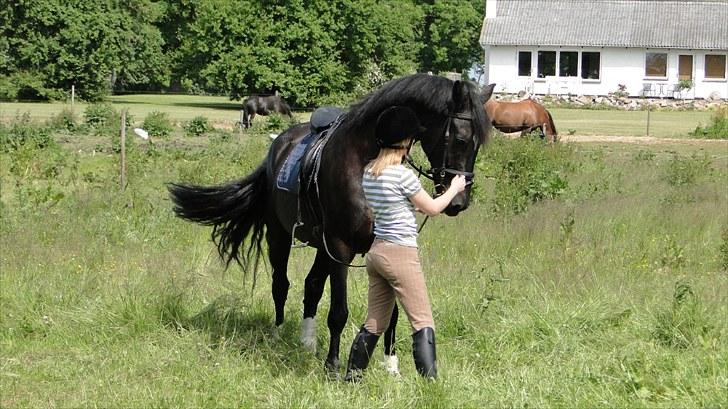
337;74;489;144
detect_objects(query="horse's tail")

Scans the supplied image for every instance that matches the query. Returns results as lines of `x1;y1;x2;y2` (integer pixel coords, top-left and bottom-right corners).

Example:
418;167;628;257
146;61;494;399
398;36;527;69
545;109;558;141
168;164;268;271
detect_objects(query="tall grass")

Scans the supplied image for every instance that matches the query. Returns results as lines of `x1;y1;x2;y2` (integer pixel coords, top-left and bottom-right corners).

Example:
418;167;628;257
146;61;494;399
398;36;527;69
1;119;727;407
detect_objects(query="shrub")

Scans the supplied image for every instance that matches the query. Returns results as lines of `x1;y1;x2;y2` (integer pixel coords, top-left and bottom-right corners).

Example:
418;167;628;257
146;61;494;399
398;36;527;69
691;106;728;139
84;103;117;128
663;153;712;187
47;108;78;132
184;116;212;137
142;111;173;138
477;136;572;214
0;112;54;152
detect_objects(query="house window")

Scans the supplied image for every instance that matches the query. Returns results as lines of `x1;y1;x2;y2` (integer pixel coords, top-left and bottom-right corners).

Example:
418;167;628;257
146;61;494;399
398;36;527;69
537;51;556;78
705;54;726;79
581;52;600;79
518;51;532;76
679;55;693;81
645;52;667;77
559;51;578;77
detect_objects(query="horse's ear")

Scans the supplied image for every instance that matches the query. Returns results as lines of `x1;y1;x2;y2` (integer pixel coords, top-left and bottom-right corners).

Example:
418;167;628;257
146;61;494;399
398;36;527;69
482;83;496;103
451;80;465;103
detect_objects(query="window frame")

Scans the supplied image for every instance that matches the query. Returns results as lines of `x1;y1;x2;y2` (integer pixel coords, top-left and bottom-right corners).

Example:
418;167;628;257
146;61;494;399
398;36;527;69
537;50;557;79
529;49;601;83
644;51;668;79
517;51;533;77
704;54;727;81
558;51;579;77
580;51;601;82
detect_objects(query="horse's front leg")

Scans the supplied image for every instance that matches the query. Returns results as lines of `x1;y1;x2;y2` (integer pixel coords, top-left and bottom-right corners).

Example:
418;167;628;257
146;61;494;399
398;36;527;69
326;260;349;374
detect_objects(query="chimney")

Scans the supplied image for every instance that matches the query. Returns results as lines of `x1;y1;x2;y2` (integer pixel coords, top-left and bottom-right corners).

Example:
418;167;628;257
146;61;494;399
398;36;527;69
486;0;497;19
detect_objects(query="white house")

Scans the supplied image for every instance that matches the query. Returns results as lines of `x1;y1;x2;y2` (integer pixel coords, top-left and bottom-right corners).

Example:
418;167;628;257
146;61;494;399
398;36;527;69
480;0;728;99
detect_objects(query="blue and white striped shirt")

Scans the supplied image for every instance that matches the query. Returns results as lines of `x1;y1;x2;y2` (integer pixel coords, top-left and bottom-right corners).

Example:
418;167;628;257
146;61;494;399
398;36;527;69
363;165;422;247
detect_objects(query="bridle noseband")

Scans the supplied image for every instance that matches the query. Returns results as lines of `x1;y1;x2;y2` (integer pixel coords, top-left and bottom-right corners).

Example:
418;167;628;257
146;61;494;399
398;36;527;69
405;111;476;191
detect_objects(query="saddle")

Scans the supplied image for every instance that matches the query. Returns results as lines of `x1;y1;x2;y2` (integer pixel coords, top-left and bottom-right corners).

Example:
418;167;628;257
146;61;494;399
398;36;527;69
275;106;344;195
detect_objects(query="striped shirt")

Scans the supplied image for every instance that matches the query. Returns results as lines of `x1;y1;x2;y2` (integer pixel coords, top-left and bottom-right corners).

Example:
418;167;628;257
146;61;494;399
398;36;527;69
363;164;422;247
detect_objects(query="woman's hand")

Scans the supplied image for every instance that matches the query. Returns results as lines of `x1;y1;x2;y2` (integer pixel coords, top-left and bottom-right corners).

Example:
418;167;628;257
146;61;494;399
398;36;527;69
449;175;467;194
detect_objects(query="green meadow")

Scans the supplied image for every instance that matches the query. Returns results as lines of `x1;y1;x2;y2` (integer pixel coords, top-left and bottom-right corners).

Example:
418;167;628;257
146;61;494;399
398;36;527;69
1;101;727;408
0;94;715;137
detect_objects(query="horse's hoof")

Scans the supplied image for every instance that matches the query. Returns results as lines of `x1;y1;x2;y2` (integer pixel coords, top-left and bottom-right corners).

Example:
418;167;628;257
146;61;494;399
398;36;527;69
300;317;316;353
270;324;281;340
381;354;401;377
325;358;341;379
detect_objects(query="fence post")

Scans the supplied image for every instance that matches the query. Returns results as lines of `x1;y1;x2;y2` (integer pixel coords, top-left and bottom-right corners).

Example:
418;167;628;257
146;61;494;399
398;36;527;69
646;105;651;137
71;84;75;109
120;109;127;191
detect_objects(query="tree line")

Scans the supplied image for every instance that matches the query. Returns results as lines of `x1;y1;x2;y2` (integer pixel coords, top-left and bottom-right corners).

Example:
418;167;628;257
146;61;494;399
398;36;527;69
1;0;485;106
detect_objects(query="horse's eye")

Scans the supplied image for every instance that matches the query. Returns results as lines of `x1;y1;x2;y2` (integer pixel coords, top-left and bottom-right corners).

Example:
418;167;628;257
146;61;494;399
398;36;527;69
455;136;468;145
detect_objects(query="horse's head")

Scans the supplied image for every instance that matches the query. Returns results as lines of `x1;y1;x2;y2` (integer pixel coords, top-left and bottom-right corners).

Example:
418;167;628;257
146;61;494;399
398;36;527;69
419;81;495;216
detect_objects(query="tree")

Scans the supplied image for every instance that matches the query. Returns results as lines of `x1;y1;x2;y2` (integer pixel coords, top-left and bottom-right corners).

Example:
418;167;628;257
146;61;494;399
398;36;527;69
419;0;485;74
2;0;169;100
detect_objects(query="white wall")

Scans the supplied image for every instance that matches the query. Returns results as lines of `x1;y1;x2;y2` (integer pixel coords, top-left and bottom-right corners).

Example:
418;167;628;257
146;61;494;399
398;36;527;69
484;45;728;99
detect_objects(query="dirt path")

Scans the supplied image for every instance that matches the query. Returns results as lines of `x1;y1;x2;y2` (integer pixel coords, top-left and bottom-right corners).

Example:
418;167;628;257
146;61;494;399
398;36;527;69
561;134;728;146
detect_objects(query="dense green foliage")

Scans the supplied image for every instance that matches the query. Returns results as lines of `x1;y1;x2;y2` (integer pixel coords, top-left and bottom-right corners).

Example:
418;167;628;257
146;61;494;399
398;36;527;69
1;114;726;406
2;0;169;101
691;106;728;139
2;0;485;104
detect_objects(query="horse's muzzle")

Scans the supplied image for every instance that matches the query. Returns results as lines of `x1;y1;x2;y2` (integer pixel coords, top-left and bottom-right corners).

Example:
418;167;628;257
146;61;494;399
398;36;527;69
444;191;469;216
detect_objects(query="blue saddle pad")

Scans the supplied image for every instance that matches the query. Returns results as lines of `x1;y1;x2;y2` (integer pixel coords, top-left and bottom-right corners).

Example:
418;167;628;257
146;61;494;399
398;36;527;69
276;132;317;194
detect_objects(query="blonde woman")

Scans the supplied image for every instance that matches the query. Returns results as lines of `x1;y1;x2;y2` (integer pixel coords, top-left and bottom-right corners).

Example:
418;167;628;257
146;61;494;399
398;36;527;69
344;106;466;382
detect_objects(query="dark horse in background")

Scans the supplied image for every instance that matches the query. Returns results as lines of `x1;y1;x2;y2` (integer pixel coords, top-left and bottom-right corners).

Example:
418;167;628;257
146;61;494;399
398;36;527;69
169;74;493;374
485;97;558;142
240;94;294;128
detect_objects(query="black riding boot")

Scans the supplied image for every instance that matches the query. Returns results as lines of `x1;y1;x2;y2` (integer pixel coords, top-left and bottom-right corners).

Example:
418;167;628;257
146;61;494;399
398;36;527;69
344;326;380;382
412;327;437;379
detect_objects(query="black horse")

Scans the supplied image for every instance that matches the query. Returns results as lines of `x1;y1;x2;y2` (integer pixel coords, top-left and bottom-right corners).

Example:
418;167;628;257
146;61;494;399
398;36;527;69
240;94;294;128
169;74;494;374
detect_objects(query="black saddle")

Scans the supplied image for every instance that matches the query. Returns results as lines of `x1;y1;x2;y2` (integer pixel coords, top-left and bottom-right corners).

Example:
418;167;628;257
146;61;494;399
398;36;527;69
276;106;344;194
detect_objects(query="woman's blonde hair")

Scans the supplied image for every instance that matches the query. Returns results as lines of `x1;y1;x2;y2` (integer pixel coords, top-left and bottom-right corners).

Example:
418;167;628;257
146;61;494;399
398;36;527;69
365;139;412;177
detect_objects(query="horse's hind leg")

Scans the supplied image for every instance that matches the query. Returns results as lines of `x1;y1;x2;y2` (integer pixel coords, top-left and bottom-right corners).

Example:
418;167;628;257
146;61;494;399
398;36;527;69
301;251;330;352
267;218;291;329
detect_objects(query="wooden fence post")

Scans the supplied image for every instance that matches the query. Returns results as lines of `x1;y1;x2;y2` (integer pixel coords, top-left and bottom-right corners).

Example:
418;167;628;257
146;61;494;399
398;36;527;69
120;109;127;191
646;106;651;137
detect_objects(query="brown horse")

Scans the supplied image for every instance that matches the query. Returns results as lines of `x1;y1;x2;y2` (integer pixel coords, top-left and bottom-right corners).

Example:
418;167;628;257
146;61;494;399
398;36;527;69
485;98;558;142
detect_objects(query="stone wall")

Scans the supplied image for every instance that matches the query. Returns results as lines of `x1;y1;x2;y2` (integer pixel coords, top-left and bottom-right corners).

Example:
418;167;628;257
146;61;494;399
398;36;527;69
494;92;727;111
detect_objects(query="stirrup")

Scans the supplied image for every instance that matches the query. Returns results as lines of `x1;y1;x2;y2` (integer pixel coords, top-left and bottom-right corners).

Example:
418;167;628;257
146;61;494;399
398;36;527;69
291;221;309;248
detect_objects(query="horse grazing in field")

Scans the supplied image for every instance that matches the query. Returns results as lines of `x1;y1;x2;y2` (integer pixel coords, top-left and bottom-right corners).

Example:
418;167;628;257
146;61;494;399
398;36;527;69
240;94;293;128
485;97;558;142
169;74;494;375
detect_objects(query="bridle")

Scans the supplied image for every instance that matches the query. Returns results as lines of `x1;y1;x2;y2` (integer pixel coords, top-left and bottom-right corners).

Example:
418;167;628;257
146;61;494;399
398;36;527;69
405;111;477;192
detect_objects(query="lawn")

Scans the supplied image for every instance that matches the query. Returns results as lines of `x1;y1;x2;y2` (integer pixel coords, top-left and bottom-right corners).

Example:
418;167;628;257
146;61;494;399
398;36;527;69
1;113;727;407
0;94;715;137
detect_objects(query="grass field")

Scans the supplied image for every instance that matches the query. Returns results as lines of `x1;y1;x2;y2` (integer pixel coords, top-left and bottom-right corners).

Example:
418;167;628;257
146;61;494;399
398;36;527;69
1;101;727;407
0;94;717;137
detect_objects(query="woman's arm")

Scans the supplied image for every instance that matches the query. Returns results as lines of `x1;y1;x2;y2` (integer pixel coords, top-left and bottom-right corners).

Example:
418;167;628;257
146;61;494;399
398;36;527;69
409;175;466;216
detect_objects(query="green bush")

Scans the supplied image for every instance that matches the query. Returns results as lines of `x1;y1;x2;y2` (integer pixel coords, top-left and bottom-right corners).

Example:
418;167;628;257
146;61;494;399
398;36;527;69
477;136;573;214
184;116;212;137
142;111;174;138
691;106;728;139
663;153;712;187
0;71;65;101
0;112;54;152
84;103;117;128
47;108;78;133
